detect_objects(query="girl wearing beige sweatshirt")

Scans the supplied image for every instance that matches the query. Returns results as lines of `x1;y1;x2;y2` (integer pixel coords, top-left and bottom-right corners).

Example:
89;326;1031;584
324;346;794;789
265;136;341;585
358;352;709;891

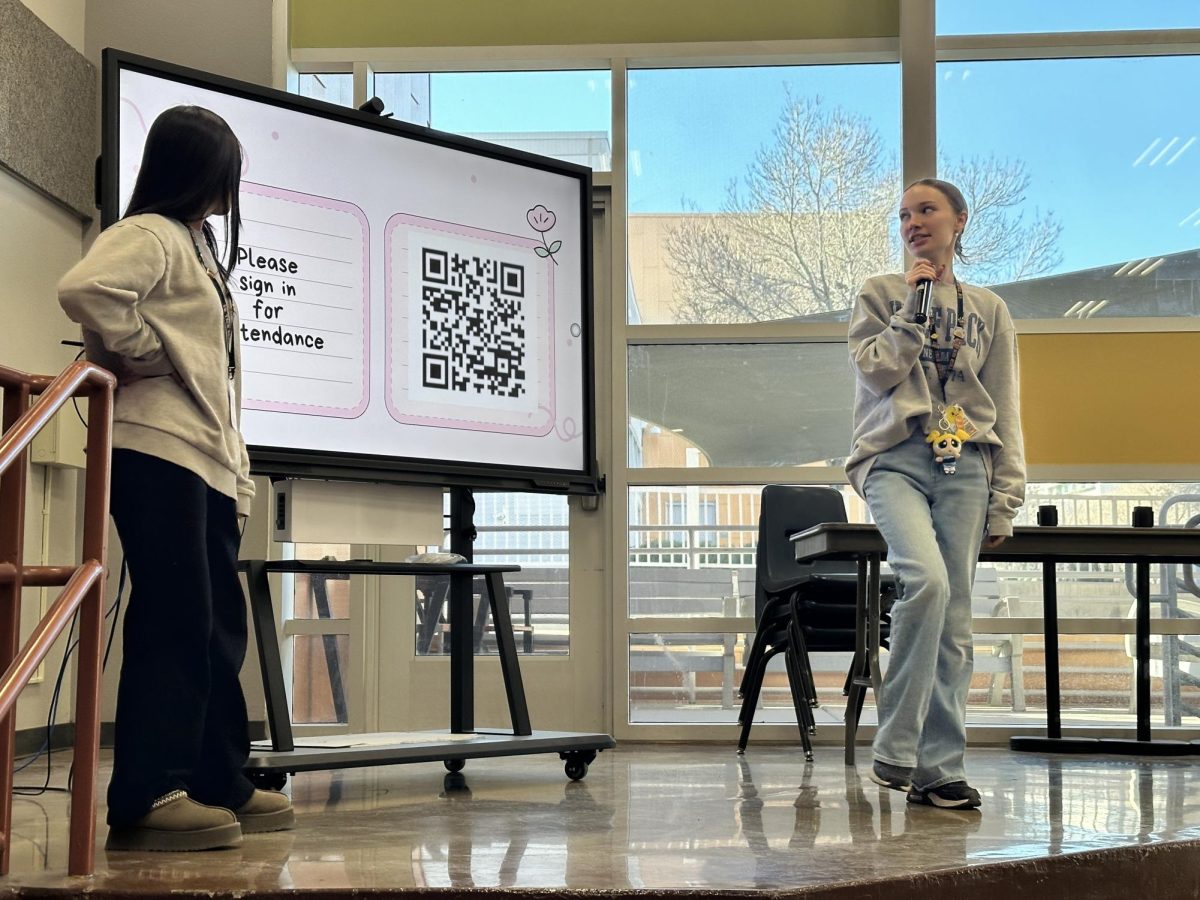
847;179;1026;811
59;106;291;851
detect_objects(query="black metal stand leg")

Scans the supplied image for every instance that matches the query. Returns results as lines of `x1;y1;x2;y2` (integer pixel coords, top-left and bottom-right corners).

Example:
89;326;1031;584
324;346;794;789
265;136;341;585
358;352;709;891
1043;562;1061;740
485;572;532;736
244;561;295;752
449;488;476;734
1136;560;1152;742
449;572;475;733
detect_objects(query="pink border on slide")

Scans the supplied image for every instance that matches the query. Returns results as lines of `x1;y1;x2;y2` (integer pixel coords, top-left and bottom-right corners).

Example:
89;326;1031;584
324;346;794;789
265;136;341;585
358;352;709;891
240;182;370;419
382;213;555;435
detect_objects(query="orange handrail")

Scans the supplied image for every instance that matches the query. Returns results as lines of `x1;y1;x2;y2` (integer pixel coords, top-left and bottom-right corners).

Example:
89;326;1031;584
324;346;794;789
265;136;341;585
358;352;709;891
0;360;115;877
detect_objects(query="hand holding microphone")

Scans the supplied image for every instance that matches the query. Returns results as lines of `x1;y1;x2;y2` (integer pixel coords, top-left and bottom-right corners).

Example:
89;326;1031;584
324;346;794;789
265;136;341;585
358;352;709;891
904;259;943;325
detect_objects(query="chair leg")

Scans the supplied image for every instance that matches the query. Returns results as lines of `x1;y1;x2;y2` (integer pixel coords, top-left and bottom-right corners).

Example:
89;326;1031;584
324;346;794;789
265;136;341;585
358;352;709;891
785;601;819;717
784;644;814;761
782;612;815;739
844;651;871;766
739;628;767;698
737;642;786;752
739;601;787;697
737;634;774;726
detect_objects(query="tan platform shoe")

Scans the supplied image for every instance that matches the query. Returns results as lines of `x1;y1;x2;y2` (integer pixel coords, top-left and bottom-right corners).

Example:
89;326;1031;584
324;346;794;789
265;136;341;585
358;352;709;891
235;788;295;833
106;790;242;852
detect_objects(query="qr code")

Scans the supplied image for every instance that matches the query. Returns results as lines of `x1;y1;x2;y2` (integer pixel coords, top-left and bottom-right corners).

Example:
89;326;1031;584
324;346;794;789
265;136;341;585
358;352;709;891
419;247;527;398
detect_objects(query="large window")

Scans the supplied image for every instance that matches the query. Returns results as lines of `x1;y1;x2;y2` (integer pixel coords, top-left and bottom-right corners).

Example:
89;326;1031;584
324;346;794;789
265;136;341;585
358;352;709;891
628;342;853;468
627;64;901;325
292;12;1200;741
297;72;353;106
287;542;352;726
938;55;1200;319
374;70;612;169
626;483;1199;727
413;492;571;658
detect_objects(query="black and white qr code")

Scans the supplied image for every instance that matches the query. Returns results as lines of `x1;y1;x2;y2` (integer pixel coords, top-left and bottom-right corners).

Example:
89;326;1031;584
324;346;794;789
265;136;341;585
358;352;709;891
419;247;527;398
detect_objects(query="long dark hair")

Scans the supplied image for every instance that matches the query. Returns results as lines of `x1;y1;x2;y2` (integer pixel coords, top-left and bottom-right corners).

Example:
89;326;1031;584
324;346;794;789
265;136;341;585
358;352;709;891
906;177;969;263
124;106;242;281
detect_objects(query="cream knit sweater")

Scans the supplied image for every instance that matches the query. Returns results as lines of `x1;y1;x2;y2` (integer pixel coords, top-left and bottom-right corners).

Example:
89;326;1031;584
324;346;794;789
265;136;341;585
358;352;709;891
59;214;254;516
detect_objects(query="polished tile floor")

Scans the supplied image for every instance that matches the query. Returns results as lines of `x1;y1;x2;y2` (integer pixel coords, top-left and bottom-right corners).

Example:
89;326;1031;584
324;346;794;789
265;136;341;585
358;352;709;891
5;744;1200;896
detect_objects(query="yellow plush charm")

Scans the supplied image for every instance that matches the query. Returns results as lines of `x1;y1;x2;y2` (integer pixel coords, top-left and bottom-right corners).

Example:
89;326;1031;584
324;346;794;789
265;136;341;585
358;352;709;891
926;428;971;475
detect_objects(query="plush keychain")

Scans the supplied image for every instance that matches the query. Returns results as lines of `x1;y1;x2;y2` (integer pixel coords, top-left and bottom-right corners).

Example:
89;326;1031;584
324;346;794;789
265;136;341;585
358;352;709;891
926;428;971;475
940;404;978;439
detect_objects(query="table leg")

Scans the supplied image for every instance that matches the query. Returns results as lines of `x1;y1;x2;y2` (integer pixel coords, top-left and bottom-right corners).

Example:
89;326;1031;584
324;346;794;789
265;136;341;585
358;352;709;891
485;572;532;735
1136;560;1152;742
1042;561;1061;740
244;561;295;753
868;553;882;697
844;556;869;766
449;569;474;734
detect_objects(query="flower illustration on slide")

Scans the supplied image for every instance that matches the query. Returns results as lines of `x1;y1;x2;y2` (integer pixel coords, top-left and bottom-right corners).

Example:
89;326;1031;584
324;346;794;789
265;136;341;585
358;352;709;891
527;204;561;265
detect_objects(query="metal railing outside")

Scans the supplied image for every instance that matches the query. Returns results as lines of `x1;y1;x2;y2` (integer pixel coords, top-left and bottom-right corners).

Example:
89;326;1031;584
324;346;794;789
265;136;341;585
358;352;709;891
0;361;115;877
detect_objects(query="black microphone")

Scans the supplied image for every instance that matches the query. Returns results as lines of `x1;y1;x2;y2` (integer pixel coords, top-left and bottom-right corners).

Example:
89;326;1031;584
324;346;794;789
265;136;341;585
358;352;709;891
914;278;933;325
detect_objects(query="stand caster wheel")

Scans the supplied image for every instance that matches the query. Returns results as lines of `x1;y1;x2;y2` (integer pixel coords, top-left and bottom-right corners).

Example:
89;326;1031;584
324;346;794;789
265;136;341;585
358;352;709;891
444;758;465;773
560;749;597;781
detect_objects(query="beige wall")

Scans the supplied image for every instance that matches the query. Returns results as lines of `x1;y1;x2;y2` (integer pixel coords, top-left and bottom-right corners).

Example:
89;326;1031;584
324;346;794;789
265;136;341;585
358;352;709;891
18;0;85;53
84;0;274;85
5;2;89;734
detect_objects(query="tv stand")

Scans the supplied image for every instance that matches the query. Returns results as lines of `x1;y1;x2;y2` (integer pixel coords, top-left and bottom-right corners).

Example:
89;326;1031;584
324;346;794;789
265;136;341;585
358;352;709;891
239;487;614;787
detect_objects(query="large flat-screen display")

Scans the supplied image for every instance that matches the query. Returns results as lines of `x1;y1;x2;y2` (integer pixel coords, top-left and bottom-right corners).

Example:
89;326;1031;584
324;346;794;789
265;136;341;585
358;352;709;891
102;50;599;494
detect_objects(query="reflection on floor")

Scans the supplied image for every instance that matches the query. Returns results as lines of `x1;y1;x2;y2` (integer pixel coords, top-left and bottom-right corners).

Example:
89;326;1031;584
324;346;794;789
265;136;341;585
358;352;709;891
5;745;1200;897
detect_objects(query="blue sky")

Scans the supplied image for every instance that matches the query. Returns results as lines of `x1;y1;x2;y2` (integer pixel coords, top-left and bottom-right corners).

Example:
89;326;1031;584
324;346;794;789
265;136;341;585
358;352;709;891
423;5;1200;278
936;1;1198;35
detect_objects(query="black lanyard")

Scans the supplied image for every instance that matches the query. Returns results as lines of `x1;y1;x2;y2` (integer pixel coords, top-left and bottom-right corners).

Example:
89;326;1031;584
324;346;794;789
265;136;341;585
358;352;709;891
924;279;965;399
188;227;237;382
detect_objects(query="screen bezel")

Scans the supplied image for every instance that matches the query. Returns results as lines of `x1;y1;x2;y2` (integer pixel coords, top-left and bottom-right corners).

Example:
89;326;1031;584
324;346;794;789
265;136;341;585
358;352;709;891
101;49;601;495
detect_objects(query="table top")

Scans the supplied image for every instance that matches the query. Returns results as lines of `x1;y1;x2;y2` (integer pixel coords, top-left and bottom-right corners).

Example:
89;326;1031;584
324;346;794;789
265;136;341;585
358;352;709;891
239;559;521;576
791;522;1200;564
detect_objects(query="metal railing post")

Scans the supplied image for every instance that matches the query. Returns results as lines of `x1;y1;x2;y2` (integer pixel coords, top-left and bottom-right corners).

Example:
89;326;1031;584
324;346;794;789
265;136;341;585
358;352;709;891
0;381;31;875
68;384;112;876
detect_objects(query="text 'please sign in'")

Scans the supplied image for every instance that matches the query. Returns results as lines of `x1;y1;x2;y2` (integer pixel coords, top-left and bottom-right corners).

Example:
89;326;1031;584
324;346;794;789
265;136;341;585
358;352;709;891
228;183;369;419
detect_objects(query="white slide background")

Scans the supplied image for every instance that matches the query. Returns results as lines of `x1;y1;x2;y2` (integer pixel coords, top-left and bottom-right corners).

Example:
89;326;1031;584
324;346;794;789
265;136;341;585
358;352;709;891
117;67;589;475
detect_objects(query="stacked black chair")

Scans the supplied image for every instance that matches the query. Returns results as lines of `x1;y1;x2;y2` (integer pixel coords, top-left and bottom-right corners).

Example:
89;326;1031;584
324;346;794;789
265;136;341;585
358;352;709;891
737;485;896;759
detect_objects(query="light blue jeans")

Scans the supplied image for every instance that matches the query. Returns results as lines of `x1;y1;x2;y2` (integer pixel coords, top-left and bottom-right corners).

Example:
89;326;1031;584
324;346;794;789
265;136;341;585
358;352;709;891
863;430;989;790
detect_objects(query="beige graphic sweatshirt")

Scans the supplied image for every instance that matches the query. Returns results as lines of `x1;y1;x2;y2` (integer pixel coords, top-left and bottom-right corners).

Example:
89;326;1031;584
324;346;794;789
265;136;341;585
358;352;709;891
846;273;1026;536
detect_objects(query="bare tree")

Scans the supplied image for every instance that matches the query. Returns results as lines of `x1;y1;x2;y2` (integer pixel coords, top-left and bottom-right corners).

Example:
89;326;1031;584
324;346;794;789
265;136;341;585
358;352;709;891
666;96;1063;323
942;154;1063;285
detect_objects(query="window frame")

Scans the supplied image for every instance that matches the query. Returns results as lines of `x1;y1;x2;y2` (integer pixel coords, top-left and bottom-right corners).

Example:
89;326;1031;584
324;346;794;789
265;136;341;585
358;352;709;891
283;4;1200;744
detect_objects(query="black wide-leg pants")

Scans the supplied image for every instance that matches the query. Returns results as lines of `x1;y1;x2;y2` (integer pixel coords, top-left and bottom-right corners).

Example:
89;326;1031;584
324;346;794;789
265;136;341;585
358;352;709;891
106;449;255;826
